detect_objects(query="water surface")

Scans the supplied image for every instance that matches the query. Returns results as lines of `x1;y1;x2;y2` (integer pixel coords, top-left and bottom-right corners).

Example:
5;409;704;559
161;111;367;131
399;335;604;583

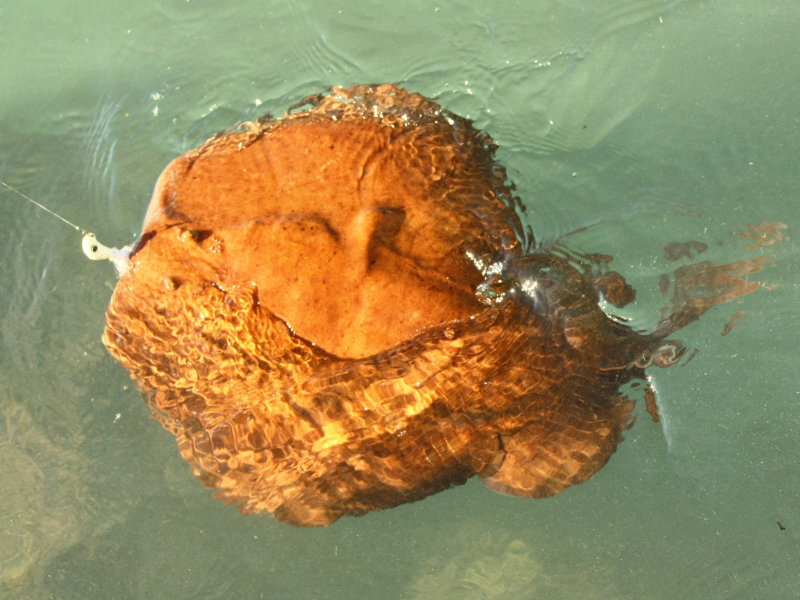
1;1;798;598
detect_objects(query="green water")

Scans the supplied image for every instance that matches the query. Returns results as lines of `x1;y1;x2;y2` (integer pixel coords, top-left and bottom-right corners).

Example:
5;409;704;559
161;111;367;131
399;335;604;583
1;1;798;598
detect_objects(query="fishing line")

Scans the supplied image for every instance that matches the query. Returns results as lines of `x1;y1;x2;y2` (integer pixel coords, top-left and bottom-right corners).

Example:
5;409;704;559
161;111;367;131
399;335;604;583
1;179;87;234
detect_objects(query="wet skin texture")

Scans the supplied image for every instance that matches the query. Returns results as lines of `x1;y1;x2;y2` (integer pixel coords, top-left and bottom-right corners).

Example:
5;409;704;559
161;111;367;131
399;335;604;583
103;84;767;526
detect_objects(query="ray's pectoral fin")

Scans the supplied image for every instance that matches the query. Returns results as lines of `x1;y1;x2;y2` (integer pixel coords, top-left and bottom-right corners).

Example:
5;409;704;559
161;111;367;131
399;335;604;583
481;394;634;498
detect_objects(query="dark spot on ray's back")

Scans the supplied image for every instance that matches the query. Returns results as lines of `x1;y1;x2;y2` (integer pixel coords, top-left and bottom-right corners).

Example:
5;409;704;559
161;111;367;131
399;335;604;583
644;385;660;423
721;309;747;336
664;240;708;262
594;271;636;308
101;84;781;526
740;221;788;251
654;258;769;338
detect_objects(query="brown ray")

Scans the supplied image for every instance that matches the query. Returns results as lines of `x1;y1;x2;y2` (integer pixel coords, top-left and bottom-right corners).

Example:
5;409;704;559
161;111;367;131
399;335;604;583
102;84;777;526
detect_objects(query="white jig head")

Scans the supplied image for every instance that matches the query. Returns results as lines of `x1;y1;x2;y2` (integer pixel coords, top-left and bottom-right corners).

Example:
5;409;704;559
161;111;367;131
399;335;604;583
82;232;132;276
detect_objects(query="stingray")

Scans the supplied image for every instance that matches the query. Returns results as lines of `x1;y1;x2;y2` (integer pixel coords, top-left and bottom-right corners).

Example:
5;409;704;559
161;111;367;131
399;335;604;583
89;84;773;526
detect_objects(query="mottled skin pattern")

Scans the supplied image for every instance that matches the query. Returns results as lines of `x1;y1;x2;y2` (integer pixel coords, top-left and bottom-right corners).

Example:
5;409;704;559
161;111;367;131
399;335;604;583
102;85;760;526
